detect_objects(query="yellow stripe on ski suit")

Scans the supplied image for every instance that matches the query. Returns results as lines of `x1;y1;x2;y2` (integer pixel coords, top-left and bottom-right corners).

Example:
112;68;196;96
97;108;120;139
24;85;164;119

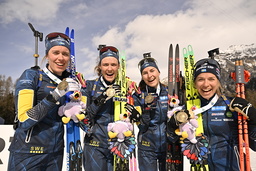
18;89;34;122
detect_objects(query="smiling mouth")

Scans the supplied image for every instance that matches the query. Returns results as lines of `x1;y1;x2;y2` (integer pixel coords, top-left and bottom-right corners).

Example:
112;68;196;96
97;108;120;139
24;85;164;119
148;77;156;82
106;73;114;76
202;89;212;93
56;62;65;66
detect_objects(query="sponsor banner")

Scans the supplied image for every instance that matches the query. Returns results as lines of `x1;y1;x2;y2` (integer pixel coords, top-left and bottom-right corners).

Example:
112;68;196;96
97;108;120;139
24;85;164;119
0;125;14;171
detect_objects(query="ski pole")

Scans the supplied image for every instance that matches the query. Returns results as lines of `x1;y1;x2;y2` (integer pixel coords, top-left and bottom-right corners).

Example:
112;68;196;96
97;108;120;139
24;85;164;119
233;59;250;171
28;23;43;68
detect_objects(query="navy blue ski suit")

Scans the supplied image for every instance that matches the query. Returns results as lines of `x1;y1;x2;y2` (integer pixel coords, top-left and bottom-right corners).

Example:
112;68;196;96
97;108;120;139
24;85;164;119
8;67;69;171
83;77;116;171
133;84;168;171
199;95;256;171
167;95;256;170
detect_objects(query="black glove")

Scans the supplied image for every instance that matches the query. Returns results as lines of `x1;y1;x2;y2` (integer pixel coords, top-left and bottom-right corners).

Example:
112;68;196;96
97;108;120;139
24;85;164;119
141;107;151;125
137;107;151;133
125;103;141;122
230;97;256;124
94;84;121;106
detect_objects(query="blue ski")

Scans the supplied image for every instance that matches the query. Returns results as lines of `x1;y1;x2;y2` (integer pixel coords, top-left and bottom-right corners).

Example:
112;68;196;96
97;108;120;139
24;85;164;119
65;27;83;171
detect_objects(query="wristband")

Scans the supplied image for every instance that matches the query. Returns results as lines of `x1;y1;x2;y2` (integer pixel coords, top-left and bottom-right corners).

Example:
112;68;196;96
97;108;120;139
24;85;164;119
46;94;58;104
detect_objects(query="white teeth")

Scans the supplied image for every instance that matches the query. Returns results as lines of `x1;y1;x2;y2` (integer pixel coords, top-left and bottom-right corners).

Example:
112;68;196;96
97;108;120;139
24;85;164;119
56;63;64;66
148;77;155;82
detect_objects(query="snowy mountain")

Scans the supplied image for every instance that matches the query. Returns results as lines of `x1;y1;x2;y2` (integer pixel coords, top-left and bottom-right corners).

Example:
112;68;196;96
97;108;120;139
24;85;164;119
215;43;256;72
214;43;256;96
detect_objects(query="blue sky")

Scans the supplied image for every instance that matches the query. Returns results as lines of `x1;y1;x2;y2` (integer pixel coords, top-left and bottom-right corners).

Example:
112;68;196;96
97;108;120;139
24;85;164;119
0;0;255;83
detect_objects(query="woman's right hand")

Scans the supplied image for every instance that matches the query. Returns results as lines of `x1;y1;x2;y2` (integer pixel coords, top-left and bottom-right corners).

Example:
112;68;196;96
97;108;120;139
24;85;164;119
52;78;81;101
94;84;121;106
125;103;141;122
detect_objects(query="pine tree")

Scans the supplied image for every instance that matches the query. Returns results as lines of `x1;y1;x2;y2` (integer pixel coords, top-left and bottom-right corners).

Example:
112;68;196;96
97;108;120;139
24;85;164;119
0;75;15;124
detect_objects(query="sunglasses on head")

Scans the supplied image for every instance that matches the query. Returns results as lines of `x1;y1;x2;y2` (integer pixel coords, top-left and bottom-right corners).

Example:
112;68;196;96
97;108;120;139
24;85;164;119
138;57;157;68
46;32;70;42
194;58;220;69
99;46;119;56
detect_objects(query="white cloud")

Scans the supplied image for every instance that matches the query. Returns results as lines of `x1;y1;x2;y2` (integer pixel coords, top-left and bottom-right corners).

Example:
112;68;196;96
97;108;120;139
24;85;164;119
88;0;256;82
0;0;65;24
0;0;255;83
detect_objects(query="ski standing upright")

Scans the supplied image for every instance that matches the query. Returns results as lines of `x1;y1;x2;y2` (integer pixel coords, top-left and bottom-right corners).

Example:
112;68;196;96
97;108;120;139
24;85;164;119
107;50;136;171
65;27;83;171
114;50;129;171
181;45;210;171
166;44;184;171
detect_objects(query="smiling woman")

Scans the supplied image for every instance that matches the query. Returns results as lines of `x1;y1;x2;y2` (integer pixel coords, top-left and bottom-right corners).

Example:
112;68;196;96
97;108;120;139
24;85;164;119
130;53;168;171
44;32;71;76
99;57;119;83
168;58;256;171
191;58;256;170
82;45;122;171
46;46;70;76
194;58;222;100
7;32;81;171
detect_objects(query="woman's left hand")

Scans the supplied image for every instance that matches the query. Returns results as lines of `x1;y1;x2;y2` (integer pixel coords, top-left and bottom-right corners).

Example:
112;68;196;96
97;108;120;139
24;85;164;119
230;97;256;124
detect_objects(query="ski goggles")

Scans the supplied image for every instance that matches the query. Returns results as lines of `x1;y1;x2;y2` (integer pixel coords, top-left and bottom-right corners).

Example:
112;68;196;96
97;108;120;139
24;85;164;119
194;58;220;70
99;46;119;56
99;46;119;61
194;58;221;80
45;32;71;54
138;57;160;73
45;32;70;42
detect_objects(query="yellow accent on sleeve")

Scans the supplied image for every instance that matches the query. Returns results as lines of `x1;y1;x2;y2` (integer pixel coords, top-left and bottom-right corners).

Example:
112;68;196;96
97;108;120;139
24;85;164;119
135;106;142;125
135;106;142;114
81;96;87;104
18;89;34;122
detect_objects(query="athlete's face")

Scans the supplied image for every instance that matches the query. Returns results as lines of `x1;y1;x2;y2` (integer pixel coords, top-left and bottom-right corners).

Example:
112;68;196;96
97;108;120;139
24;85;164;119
100;57;120;83
141;66;160;89
46;46;70;76
195;72;220;100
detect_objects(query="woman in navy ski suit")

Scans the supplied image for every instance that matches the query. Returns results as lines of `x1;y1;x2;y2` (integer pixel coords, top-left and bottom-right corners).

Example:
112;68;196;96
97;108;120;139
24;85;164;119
83;46;121;171
8;32;81;171
193;58;256;170
171;58;256;171
130;54;168;171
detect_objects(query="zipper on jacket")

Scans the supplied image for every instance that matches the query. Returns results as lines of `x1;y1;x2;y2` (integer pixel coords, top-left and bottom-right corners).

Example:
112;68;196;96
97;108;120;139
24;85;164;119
25;126;34;143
